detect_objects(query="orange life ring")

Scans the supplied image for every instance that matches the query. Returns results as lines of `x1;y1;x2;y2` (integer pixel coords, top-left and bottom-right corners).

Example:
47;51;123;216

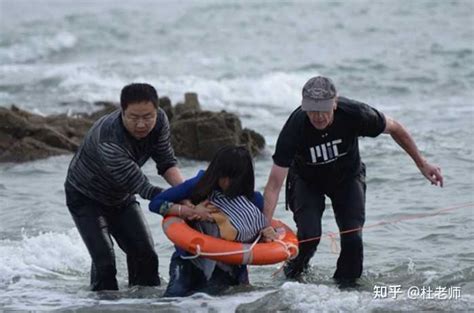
162;216;299;265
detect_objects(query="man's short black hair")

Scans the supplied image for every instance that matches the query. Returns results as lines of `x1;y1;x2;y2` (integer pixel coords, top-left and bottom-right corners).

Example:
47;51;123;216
120;83;159;111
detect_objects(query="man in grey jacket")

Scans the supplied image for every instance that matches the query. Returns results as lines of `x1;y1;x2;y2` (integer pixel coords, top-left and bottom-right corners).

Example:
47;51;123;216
65;83;184;291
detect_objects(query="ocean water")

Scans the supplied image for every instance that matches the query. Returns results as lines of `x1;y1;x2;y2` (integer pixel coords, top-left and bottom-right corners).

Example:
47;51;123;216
1;0;473;312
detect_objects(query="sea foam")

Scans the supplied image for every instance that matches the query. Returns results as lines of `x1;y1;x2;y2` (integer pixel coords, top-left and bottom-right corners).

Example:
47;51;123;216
0;31;77;64
0;228;89;288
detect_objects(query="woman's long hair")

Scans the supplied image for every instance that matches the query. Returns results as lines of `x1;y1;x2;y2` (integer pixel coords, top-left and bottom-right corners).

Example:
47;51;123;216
190;145;255;204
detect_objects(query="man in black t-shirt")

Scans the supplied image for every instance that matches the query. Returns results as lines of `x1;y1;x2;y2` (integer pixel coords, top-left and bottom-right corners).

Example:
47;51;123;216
262;76;443;284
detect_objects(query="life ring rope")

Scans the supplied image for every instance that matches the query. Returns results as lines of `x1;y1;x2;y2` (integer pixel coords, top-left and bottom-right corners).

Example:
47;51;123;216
274;239;299;261
180;233;262;259
180;233;299;262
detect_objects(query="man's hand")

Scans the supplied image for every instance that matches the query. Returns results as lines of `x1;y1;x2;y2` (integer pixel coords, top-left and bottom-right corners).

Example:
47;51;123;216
418;160;444;187
260;226;278;242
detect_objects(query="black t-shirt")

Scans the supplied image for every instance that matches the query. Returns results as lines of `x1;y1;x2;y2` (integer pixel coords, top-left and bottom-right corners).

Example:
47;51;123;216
273;97;386;185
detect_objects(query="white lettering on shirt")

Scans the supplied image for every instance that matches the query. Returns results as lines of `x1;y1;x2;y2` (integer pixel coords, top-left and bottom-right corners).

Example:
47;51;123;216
308;139;344;164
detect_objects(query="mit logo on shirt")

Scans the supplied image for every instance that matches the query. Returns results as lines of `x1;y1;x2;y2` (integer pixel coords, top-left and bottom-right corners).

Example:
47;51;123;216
308;139;345;164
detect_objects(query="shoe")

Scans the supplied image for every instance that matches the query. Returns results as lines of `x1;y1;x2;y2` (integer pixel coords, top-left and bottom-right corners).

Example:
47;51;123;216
283;260;307;280
334;277;360;289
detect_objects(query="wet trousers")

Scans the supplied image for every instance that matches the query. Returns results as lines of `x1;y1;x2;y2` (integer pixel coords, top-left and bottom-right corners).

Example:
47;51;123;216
65;182;160;291
164;251;249;297
284;168;366;281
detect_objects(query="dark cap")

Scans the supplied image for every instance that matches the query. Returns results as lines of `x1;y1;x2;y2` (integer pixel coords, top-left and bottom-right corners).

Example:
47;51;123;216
301;76;337;112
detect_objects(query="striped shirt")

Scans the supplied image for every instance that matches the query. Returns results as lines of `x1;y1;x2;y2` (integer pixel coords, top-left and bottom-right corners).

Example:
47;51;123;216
209;190;267;243
66;109;177;206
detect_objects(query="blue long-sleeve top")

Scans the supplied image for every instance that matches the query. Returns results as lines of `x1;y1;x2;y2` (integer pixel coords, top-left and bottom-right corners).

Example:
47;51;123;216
149;170;264;214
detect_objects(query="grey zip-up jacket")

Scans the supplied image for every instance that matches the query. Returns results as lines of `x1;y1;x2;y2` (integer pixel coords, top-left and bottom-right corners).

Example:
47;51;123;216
66;109;176;206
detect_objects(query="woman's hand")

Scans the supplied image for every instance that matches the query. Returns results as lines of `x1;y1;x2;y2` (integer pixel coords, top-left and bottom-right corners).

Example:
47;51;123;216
189;200;217;221
180;199;195;209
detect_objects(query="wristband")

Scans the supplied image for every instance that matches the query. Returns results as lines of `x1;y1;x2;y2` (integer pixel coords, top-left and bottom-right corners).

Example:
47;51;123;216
158;201;170;216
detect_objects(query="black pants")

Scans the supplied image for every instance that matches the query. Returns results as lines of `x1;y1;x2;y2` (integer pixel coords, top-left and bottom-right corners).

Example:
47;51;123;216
164;251;248;297
284;168;366;281
65;182;160;291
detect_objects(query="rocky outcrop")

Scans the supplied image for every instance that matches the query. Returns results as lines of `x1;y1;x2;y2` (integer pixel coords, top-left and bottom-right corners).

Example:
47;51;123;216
169;93;265;161
0;93;265;162
0;103;115;162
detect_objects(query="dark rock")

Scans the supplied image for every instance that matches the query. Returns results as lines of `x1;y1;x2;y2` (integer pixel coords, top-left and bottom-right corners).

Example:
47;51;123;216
240;128;266;156
171;110;242;160
159;96;174;121
170;93;265;160
171;110;265;161
0;103;114;163
174;92;201;117
0;137;71;163
85;102;118;121
0;93;266;163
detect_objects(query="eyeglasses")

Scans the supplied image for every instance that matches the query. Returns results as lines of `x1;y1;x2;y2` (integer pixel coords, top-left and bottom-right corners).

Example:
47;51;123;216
123;113;157;124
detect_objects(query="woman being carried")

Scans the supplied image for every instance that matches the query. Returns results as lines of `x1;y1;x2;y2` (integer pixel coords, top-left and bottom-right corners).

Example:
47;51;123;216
149;145;270;297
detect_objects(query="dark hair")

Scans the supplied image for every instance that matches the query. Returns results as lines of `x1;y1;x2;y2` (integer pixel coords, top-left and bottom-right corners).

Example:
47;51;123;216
191;146;255;204
120;83;159;111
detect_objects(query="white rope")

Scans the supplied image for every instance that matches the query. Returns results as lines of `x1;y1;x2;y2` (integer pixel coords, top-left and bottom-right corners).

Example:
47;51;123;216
180;233;262;260
274;239;299;260
180;232;299;262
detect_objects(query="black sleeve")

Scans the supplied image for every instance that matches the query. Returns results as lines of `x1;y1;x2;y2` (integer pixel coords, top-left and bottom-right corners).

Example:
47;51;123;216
354;101;386;138
151;110;178;175
272;109;303;167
